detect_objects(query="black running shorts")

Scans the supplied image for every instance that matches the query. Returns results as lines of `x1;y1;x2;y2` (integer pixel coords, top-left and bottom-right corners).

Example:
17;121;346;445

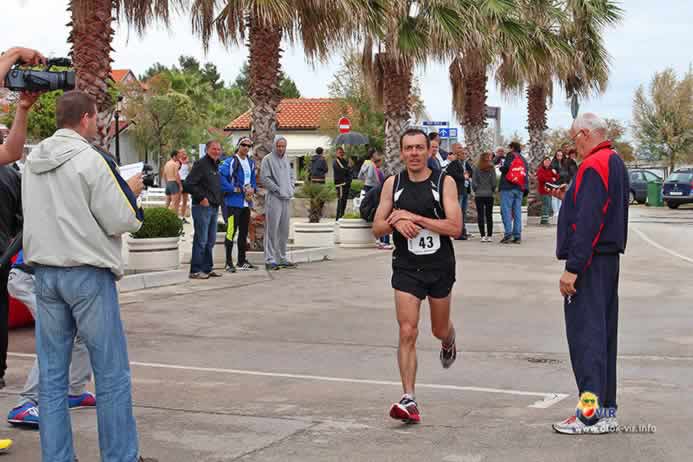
391;266;456;300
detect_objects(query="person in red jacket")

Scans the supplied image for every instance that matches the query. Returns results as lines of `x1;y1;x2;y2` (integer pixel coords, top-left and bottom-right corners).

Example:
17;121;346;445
550;113;629;435
536;157;558;224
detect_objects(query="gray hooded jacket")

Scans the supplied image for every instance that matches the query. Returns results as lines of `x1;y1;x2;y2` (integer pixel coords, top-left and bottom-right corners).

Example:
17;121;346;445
22;129;143;279
260;136;295;200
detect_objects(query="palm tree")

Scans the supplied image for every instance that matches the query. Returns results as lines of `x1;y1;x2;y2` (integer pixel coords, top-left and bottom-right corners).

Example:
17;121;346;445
496;1;570;170
448;0;529;160
190;0;378;248
360;1;465;174
70;0;183;149
497;0;621;214
560;0;623;110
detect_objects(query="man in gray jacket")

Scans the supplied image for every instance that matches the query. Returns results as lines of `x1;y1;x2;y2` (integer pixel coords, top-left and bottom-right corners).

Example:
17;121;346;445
22;91;155;462
260;136;295;270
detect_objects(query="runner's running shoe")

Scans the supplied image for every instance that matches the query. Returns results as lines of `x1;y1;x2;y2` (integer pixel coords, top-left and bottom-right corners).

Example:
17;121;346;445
440;336;457;369
389;396;421;424
237;262;258;271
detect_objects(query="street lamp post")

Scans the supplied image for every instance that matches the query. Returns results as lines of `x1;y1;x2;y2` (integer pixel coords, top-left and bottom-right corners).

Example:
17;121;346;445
114;95;123;165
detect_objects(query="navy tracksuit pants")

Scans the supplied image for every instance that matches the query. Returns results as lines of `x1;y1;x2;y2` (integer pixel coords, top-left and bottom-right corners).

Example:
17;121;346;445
564;254;620;412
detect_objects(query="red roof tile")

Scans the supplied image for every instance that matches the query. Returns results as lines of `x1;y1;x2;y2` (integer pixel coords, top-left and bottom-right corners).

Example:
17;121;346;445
226;98;351;131
111;69;132;83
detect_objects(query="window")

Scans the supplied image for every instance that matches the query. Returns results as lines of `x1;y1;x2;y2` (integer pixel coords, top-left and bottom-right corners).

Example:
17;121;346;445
668;172;693;183
630;172;643;182
643;172;661;182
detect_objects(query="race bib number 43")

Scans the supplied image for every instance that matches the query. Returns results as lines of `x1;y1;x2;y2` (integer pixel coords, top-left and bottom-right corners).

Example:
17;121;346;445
408;229;441;256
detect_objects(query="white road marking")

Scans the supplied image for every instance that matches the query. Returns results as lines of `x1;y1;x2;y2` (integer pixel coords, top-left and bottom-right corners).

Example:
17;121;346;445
632;227;693;264
7;352;569;408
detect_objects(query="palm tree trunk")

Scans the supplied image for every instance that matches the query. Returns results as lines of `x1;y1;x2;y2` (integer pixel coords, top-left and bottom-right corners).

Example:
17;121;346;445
526;83;548;217
379;53;412;176
247;18;283;250
461;50;488;161
68;0;115;151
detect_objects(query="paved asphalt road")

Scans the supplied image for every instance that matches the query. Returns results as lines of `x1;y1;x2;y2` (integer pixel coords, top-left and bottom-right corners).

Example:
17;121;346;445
1;205;691;461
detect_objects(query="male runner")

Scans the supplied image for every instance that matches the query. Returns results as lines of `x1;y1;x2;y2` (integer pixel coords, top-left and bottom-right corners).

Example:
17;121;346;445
373;128;462;423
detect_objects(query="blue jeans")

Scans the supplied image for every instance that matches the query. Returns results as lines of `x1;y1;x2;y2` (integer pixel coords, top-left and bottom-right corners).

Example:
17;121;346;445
34;266;138;462
191;204;219;274
459;193;469;235
500;189;523;239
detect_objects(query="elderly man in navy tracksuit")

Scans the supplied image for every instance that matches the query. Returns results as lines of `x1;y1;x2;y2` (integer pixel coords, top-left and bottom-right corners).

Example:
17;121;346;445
551;113;629;435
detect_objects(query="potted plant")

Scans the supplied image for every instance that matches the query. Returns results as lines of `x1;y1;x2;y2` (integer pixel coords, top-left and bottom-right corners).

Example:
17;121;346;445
338;212;374;248
293;182;338;247
127;207;183;272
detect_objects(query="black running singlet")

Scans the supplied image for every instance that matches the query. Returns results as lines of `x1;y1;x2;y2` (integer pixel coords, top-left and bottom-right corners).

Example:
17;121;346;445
391;169;455;270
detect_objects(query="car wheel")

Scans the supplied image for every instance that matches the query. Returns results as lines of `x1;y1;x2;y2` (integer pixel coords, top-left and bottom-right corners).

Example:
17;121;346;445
629;191;636;204
667;202;680;209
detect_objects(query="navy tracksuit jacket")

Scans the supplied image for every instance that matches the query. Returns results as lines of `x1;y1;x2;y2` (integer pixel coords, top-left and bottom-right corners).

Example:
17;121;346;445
556;141;629;419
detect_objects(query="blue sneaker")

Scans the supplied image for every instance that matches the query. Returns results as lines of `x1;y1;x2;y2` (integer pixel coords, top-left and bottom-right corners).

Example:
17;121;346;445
68;392;96;409
8;402;39;427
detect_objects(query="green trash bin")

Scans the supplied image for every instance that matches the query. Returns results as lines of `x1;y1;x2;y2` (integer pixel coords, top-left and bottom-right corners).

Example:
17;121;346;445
647;180;663;207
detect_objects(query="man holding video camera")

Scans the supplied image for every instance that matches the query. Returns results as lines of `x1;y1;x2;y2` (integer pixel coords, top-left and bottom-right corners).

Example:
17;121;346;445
0;47;45;164
22;90;155;461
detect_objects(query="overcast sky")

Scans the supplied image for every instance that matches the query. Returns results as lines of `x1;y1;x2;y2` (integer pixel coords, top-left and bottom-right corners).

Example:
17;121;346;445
2;0;691;140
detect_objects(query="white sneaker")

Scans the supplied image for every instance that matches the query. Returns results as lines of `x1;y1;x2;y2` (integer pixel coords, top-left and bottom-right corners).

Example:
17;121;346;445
487;236;494;243
552;415;612;435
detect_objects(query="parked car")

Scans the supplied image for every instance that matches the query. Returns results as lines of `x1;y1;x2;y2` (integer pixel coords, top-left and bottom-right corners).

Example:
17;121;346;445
628;169;662;204
662;167;693;209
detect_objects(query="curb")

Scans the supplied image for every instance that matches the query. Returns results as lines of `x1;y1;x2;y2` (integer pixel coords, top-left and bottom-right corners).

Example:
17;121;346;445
118;269;189;293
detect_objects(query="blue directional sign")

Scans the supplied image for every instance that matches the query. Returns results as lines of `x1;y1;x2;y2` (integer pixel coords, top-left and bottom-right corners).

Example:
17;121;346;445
438;128;450;138
449;128;458;138
423;121;448;126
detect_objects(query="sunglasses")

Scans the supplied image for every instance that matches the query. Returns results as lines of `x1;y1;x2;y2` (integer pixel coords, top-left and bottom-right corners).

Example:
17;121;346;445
240;143;253;148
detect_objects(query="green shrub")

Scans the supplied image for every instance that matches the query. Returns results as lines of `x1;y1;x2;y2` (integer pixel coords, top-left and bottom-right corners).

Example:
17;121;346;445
298;182;337;223
350;180;364;197
342;212;362;219
131;207;183;239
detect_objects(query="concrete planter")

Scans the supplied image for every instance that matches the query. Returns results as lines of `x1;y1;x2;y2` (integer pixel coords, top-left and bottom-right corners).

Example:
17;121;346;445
293;222;336;248
214;232;226;266
338;219;374;248
127;237;180;273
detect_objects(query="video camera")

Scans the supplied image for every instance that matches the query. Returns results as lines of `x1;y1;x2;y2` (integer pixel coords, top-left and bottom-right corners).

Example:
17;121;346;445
142;164;156;188
4;57;75;92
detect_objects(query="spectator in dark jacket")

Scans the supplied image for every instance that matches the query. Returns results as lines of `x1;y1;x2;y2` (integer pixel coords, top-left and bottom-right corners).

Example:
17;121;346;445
186;140;224;279
473;152;497;241
499;142;529;244
310;147;328;183
0;164;21;388
333;147;351;220
566;148;579;181
445;143;473;239
493;146;506;167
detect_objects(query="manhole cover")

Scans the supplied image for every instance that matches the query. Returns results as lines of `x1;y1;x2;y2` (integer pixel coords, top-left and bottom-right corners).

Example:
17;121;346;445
526;357;562;365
